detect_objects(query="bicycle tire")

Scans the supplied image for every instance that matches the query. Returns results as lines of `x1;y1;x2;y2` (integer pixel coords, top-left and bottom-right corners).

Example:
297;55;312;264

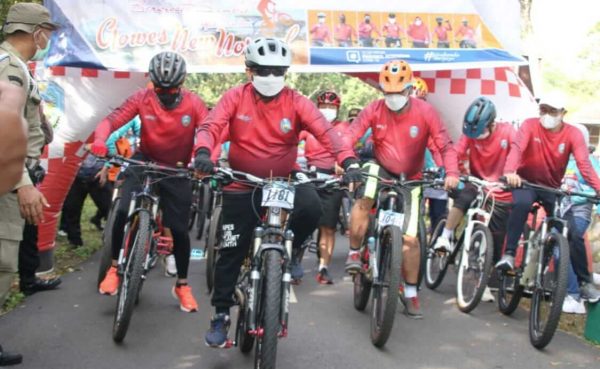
112;211;152;343
339;194;352;236
235;286;255;353
456;223;494;313
498;226;530;315
205;206;222;293
254;250;282;369
529;232;569;349
425;218;451;289
417;209;427;290
188;182;199;231
98;197;120;287
195;184;210;240
370;226;402;348
353;268;372;311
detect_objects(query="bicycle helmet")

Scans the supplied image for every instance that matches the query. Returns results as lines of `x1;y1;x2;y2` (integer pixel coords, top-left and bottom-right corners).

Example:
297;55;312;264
148;52;187;89
412;77;429;99
463;97;497;138
316;90;341;107
379;60;413;93
245;37;292;68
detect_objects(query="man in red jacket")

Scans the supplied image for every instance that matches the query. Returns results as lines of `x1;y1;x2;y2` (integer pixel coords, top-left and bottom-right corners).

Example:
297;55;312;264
91;51;209;313
497;93;600;271
345;60;459;319
194;37;359;348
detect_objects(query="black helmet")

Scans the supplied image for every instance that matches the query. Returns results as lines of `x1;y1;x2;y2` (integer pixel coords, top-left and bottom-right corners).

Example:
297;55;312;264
463;97;496;138
149;52;187;89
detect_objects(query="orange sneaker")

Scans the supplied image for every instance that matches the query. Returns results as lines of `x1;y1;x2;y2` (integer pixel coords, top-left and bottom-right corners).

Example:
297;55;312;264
172;285;198;312
99;266;120;296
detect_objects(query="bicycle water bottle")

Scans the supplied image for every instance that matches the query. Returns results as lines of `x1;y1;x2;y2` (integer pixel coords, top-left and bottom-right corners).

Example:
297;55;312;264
368;236;377;278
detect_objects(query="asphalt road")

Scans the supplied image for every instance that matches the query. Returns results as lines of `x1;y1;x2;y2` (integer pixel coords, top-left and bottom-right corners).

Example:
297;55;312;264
1;234;599;369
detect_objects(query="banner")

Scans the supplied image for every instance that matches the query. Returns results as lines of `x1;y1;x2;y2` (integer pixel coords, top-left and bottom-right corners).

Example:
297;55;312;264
44;0;525;73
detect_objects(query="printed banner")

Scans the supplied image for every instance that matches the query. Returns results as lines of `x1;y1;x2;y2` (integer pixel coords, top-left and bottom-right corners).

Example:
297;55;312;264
44;0;525;72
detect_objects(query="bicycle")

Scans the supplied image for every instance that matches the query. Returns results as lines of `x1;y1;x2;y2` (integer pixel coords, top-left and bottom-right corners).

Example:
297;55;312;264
496;180;597;349
424;176;501;313
207;168;339;369
352;170;442;347
189;179;211;241
107;155;190;343
203;171;228;293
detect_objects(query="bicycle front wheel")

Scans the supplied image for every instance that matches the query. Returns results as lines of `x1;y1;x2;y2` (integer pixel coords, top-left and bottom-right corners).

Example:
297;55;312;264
205;206;222;293
456;223;493;313
529;232;569;349
195;184;211;240
425;218;451;289
370;226;402;348
113;211;152;343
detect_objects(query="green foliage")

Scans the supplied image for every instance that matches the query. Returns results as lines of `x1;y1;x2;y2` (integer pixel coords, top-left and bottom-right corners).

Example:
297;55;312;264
1;291;24;313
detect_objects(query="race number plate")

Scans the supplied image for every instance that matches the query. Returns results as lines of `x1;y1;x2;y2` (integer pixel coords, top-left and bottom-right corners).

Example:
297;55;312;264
378;210;404;228
262;183;295;209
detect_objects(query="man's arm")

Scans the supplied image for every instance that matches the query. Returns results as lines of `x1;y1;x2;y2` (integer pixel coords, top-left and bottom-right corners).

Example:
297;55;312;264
0;81;27;195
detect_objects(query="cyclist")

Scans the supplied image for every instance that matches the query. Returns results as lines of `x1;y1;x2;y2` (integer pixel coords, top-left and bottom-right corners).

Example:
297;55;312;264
91;51;209;313
299;90;349;284
497;92;600;303
344;60;460;319
432;97;516;302
193;37;359;347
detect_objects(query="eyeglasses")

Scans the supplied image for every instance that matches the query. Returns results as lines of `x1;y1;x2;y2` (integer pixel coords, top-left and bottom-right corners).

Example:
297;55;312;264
251;67;287;77
154;87;180;95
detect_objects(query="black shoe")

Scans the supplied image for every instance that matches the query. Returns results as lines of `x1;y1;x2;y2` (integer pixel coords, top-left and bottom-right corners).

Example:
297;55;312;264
0;345;23;366
90;215;104;231
20;277;62;296
68;238;84;248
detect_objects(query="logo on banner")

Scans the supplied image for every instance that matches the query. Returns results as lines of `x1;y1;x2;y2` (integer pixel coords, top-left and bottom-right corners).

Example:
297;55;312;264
181;115;191;127
500;139;508;149
558;143;565;154
410;125;419;138
346;50;361;63
424;51;460;63
280;118;292;134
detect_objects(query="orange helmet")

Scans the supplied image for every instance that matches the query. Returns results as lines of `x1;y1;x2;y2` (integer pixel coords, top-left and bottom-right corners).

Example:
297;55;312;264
379;60;413;93
412;77;429;99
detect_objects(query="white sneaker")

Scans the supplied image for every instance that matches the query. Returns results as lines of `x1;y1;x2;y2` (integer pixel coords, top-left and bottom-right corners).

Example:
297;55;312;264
593;273;600;286
562;295;586;314
433;237;454;253
481;286;495;303
164;255;177;277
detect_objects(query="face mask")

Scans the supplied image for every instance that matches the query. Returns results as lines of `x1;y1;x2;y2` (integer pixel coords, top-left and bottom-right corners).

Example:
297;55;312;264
156;89;182;110
252;75;285;97
389;18;396;24
319;108;337;123
415;19;422;26
318;17;325;24
340;17;346;24
365;17;371;23
32;31;50;61
385;94;408;111
540;114;561;129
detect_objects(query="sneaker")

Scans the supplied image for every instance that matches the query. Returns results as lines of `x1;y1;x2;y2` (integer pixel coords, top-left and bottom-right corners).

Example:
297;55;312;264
495;254;515;272
90;215;104;231
164;255;177;277
481;286;495;303
316;268;333;285
344;251;362;274
593;273;600;286
205;314;231;348
57;229;67;237
433;237;454;253
172;285;198;312
580;282;600;304
290;260;304;284
403;296;424;319
99;266;119;296
562;294;587;314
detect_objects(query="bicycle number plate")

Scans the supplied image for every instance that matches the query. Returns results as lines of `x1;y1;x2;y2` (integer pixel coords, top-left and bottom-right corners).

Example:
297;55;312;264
378;210;404;228
262;183;295;209
316;172;333;180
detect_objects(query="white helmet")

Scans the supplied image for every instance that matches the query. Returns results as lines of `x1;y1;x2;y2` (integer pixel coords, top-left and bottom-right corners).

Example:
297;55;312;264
572;122;590;147
245;37;292;68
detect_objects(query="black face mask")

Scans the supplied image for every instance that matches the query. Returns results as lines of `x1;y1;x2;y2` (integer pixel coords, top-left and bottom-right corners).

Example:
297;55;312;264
365;18;370;23
157;91;182;110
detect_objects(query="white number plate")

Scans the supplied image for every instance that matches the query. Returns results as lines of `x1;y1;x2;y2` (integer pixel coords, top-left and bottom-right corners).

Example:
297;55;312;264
262;183;295;209
378;210;404;228
316;172;333;179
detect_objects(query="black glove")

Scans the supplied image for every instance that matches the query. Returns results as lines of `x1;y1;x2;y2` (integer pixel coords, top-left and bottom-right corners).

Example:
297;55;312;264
193;148;214;173
342;157;363;184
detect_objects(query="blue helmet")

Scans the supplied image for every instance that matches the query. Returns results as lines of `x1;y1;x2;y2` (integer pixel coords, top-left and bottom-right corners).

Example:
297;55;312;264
463;97;496;138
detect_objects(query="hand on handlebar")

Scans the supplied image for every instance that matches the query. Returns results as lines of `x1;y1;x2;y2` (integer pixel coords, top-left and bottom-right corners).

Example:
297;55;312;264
193;148;214;177
444;175;459;191
90;140;108;157
504;173;522;188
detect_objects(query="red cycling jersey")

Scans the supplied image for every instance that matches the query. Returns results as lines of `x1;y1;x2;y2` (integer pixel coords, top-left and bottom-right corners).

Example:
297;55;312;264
504;118;600;192
407;24;430;43
455;122;516;201
310;23;331;43
300;120;349;170
334;24;356;42
95;88;209;166
382;22;403;38
195;83;355;190
347;97;459;179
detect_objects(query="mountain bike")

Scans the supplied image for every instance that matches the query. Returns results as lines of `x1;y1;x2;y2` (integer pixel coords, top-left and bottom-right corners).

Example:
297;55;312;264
496;180;598;349
424;176;501;313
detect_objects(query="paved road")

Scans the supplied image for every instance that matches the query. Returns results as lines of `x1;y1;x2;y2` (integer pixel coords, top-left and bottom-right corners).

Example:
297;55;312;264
1;234;599;369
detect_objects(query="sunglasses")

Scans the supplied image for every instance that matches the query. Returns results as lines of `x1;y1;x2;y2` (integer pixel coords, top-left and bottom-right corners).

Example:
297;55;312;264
154;87;180;95
251;67;287;77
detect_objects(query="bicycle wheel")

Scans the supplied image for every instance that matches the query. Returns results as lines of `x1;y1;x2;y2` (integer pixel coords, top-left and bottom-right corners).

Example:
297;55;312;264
205;206;222;293
112;211;152;343
339;193;352;236
234;285;255;353
188;182;199;231
353;258;372;311
195;183;210;240
456;223;493;313
98;197;120;287
425;218;451;289
370;226;402;348
529;233;569;349
416;209;427;289
254;250;282;369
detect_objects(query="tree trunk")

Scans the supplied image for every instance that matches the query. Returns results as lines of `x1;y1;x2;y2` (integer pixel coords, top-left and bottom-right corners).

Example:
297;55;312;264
519;0;534;39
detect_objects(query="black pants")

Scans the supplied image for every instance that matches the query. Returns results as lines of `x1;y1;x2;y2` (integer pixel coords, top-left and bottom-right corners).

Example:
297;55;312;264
565;211;592;284
385;37;401;47
212;185;322;311
428;198;448;232
19;223;39;286
61;176;112;244
111;156;192;279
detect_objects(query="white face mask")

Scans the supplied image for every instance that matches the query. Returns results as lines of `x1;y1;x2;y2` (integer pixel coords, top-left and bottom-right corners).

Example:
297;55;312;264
319;108;337;123
389;18;396;24
540;114;561;129
415;19;422;26
318;17;325;24
252;75;285;97
385;94;408;111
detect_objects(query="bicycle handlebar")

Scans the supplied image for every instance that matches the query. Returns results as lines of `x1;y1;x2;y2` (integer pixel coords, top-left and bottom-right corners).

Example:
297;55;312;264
107;155;192;177
499;176;600;203
211;167;343;189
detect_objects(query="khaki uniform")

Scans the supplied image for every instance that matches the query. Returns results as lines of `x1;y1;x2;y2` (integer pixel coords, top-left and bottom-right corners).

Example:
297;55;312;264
0;41;44;305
